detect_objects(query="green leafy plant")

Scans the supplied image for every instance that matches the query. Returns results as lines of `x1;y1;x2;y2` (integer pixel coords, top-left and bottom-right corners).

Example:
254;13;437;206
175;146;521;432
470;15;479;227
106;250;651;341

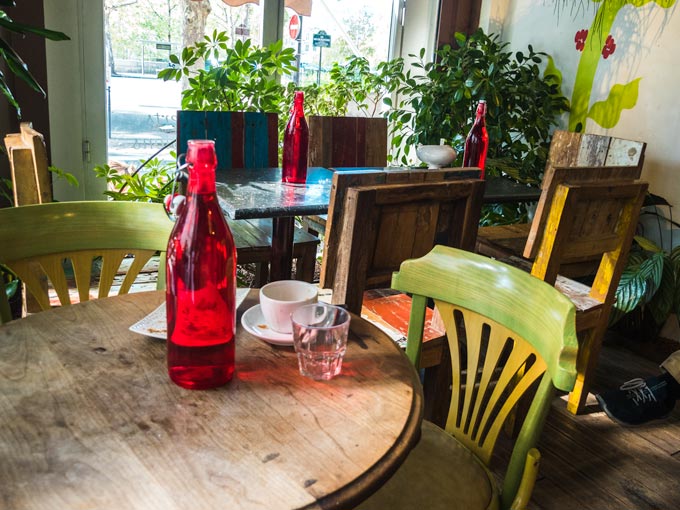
0;1;70;116
94;156;175;203
158;31;297;113
611;197;680;340
386;28;570;184
323;56;403;117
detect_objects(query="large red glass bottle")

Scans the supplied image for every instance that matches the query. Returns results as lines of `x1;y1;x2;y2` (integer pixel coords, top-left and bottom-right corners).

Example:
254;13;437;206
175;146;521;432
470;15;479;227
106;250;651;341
462;100;489;179
166;139;237;389
282;91;309;184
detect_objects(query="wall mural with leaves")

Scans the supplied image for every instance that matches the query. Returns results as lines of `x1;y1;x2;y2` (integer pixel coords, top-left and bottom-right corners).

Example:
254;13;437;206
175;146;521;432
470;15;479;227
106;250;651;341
569;0;676;133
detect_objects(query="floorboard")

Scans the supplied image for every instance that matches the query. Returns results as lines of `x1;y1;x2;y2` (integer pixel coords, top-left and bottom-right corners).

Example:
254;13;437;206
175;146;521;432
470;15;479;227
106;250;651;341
496;339;680;510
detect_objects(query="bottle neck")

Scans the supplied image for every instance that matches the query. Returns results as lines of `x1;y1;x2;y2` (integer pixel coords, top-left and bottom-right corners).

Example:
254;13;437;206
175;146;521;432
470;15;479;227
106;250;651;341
474;102;486;125
187;164;216;195
292;92;305;116
186;141;217;194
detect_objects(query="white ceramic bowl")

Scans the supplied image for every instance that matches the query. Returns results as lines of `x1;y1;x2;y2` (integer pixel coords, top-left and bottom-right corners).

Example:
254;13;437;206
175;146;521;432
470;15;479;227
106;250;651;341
416;144;457;169
259;280;318;334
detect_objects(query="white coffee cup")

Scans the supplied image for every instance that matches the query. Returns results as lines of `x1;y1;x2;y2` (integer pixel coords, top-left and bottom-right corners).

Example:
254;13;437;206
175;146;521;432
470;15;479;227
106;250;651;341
259;280;318;334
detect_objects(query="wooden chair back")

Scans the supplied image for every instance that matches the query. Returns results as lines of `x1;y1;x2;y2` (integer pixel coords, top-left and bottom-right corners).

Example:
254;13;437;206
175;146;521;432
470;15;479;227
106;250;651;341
392;245;578;509
328;177;485;314
307;116;387;168
176;111;278;170
531;172;648;286
526;130;646;259
0;201;174;324
320;167;481;291
4;122;52;206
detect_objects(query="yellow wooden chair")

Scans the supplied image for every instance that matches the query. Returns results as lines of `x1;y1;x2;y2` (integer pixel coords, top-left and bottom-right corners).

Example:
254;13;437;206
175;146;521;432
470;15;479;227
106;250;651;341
0;201;174;324
357;245;578;510
528;178;648;414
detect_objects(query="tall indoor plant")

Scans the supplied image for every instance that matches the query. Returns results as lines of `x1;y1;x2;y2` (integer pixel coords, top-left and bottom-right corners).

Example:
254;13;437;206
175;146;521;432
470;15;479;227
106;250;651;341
387;29;570;185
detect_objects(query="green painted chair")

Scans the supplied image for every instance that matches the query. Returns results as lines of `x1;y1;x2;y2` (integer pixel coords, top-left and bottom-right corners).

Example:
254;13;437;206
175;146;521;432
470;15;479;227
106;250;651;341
357;245;578;510
0;201;174;324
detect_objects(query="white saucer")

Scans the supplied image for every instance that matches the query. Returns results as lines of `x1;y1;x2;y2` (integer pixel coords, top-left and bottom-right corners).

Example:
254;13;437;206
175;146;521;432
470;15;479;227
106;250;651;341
241;304;294;346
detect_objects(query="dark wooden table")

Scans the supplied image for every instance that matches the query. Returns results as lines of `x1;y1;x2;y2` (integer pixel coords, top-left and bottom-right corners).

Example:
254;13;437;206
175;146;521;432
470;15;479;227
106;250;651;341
216;167;541;281
0;290;423;510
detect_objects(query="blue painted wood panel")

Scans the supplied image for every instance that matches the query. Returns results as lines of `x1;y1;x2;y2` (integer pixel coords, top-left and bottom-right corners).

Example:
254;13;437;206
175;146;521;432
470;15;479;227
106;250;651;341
176;111;278;171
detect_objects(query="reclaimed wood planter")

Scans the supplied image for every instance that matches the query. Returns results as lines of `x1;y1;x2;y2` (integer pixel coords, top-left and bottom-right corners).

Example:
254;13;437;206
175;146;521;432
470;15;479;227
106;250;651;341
308;116;388;168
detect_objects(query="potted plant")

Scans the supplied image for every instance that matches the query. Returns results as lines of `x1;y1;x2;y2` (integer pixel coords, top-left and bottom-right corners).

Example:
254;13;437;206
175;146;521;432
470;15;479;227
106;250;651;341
611;195;680;341
386;28;570;185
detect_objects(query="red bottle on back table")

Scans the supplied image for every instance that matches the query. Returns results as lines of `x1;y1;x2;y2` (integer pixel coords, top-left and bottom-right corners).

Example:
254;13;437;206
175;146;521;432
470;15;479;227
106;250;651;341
282;90;309;184
166;139;237;389
463;100;489;179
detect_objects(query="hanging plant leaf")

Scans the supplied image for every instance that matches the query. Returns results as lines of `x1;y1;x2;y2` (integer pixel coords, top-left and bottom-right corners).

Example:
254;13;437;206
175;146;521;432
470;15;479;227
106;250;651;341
614;252;664;315
644;192;671;207
0;17;69;40
633;235;662;253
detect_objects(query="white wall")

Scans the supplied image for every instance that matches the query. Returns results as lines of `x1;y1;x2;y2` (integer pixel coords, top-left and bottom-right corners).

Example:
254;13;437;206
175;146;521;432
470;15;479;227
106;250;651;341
484;0;680;248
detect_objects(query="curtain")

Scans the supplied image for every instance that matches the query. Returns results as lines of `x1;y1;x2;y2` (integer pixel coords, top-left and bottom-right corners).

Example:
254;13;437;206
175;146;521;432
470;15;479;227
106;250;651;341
220;0;312;16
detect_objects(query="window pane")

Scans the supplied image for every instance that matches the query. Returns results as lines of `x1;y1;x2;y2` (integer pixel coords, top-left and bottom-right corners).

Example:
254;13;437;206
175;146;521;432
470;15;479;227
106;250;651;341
105;0;263;165
283;0;395;86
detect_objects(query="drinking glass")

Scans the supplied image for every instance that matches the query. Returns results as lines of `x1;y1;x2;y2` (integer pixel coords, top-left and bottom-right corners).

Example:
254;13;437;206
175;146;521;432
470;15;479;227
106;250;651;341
291;303;350;380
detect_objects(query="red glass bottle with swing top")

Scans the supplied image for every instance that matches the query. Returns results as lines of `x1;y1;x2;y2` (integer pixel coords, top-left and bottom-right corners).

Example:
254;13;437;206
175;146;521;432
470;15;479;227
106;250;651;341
166;139;237;389
462;100;489;179
282;91;309;184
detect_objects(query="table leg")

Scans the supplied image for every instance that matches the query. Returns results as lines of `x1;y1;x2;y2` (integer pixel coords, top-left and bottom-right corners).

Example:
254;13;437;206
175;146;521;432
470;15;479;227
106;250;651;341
270;216;295;281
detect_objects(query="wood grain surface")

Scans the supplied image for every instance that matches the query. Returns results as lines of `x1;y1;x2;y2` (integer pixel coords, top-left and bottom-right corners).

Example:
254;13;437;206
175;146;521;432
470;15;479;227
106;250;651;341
0;290;423;510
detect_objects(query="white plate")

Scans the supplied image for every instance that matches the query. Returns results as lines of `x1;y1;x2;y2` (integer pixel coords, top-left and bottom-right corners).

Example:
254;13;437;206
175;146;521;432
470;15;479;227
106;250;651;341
240;304;294;346
129;289;249;339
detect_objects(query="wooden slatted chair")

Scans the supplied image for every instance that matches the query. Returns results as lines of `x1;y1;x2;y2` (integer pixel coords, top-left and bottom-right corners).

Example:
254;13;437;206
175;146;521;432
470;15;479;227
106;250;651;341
477;130;646;263
525;176;648;414
320;169;484;374
357;245;578;510
177;110;319;284
303;116;388;236
0;201;174;324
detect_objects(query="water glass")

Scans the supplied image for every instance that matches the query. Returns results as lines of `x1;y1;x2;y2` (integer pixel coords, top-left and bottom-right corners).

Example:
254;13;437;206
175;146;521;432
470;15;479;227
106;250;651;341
291;303;351;380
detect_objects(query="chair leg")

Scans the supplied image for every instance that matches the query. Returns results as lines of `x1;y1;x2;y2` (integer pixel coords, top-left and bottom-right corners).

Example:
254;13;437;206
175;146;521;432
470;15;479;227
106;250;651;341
422;343;452;429
295;245;318;283
253;262;270;288
567;326;606;414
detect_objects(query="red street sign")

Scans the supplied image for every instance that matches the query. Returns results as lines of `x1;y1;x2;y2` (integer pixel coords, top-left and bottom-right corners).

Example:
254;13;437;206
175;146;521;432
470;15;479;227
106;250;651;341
289;15;301;40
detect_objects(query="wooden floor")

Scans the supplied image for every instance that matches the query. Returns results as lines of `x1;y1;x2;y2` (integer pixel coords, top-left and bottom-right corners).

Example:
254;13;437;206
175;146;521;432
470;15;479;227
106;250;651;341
507;339;680;510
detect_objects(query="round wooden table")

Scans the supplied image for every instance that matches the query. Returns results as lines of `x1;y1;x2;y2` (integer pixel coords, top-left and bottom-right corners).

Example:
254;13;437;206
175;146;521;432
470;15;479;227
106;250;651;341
0;290;423;510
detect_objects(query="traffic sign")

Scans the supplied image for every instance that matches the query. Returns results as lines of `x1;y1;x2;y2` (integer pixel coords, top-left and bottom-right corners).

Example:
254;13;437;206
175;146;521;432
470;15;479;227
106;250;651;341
312;30;331;48
235;24;249;36
289;15;301;40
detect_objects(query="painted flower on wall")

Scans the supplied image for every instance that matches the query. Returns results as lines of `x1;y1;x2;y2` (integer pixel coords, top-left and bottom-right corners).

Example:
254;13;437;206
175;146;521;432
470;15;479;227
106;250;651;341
575;29;588;51
569;0;677;133
602;35;616;59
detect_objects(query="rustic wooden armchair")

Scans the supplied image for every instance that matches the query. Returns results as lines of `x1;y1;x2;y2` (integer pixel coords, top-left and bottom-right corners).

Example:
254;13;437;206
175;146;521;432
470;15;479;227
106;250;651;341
303;116;388;236
477;130;646;262
0;201;173;324
479;169;647;415
357;246;578;510
525;175;648;413
320;168;484;373
177;110;319;284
